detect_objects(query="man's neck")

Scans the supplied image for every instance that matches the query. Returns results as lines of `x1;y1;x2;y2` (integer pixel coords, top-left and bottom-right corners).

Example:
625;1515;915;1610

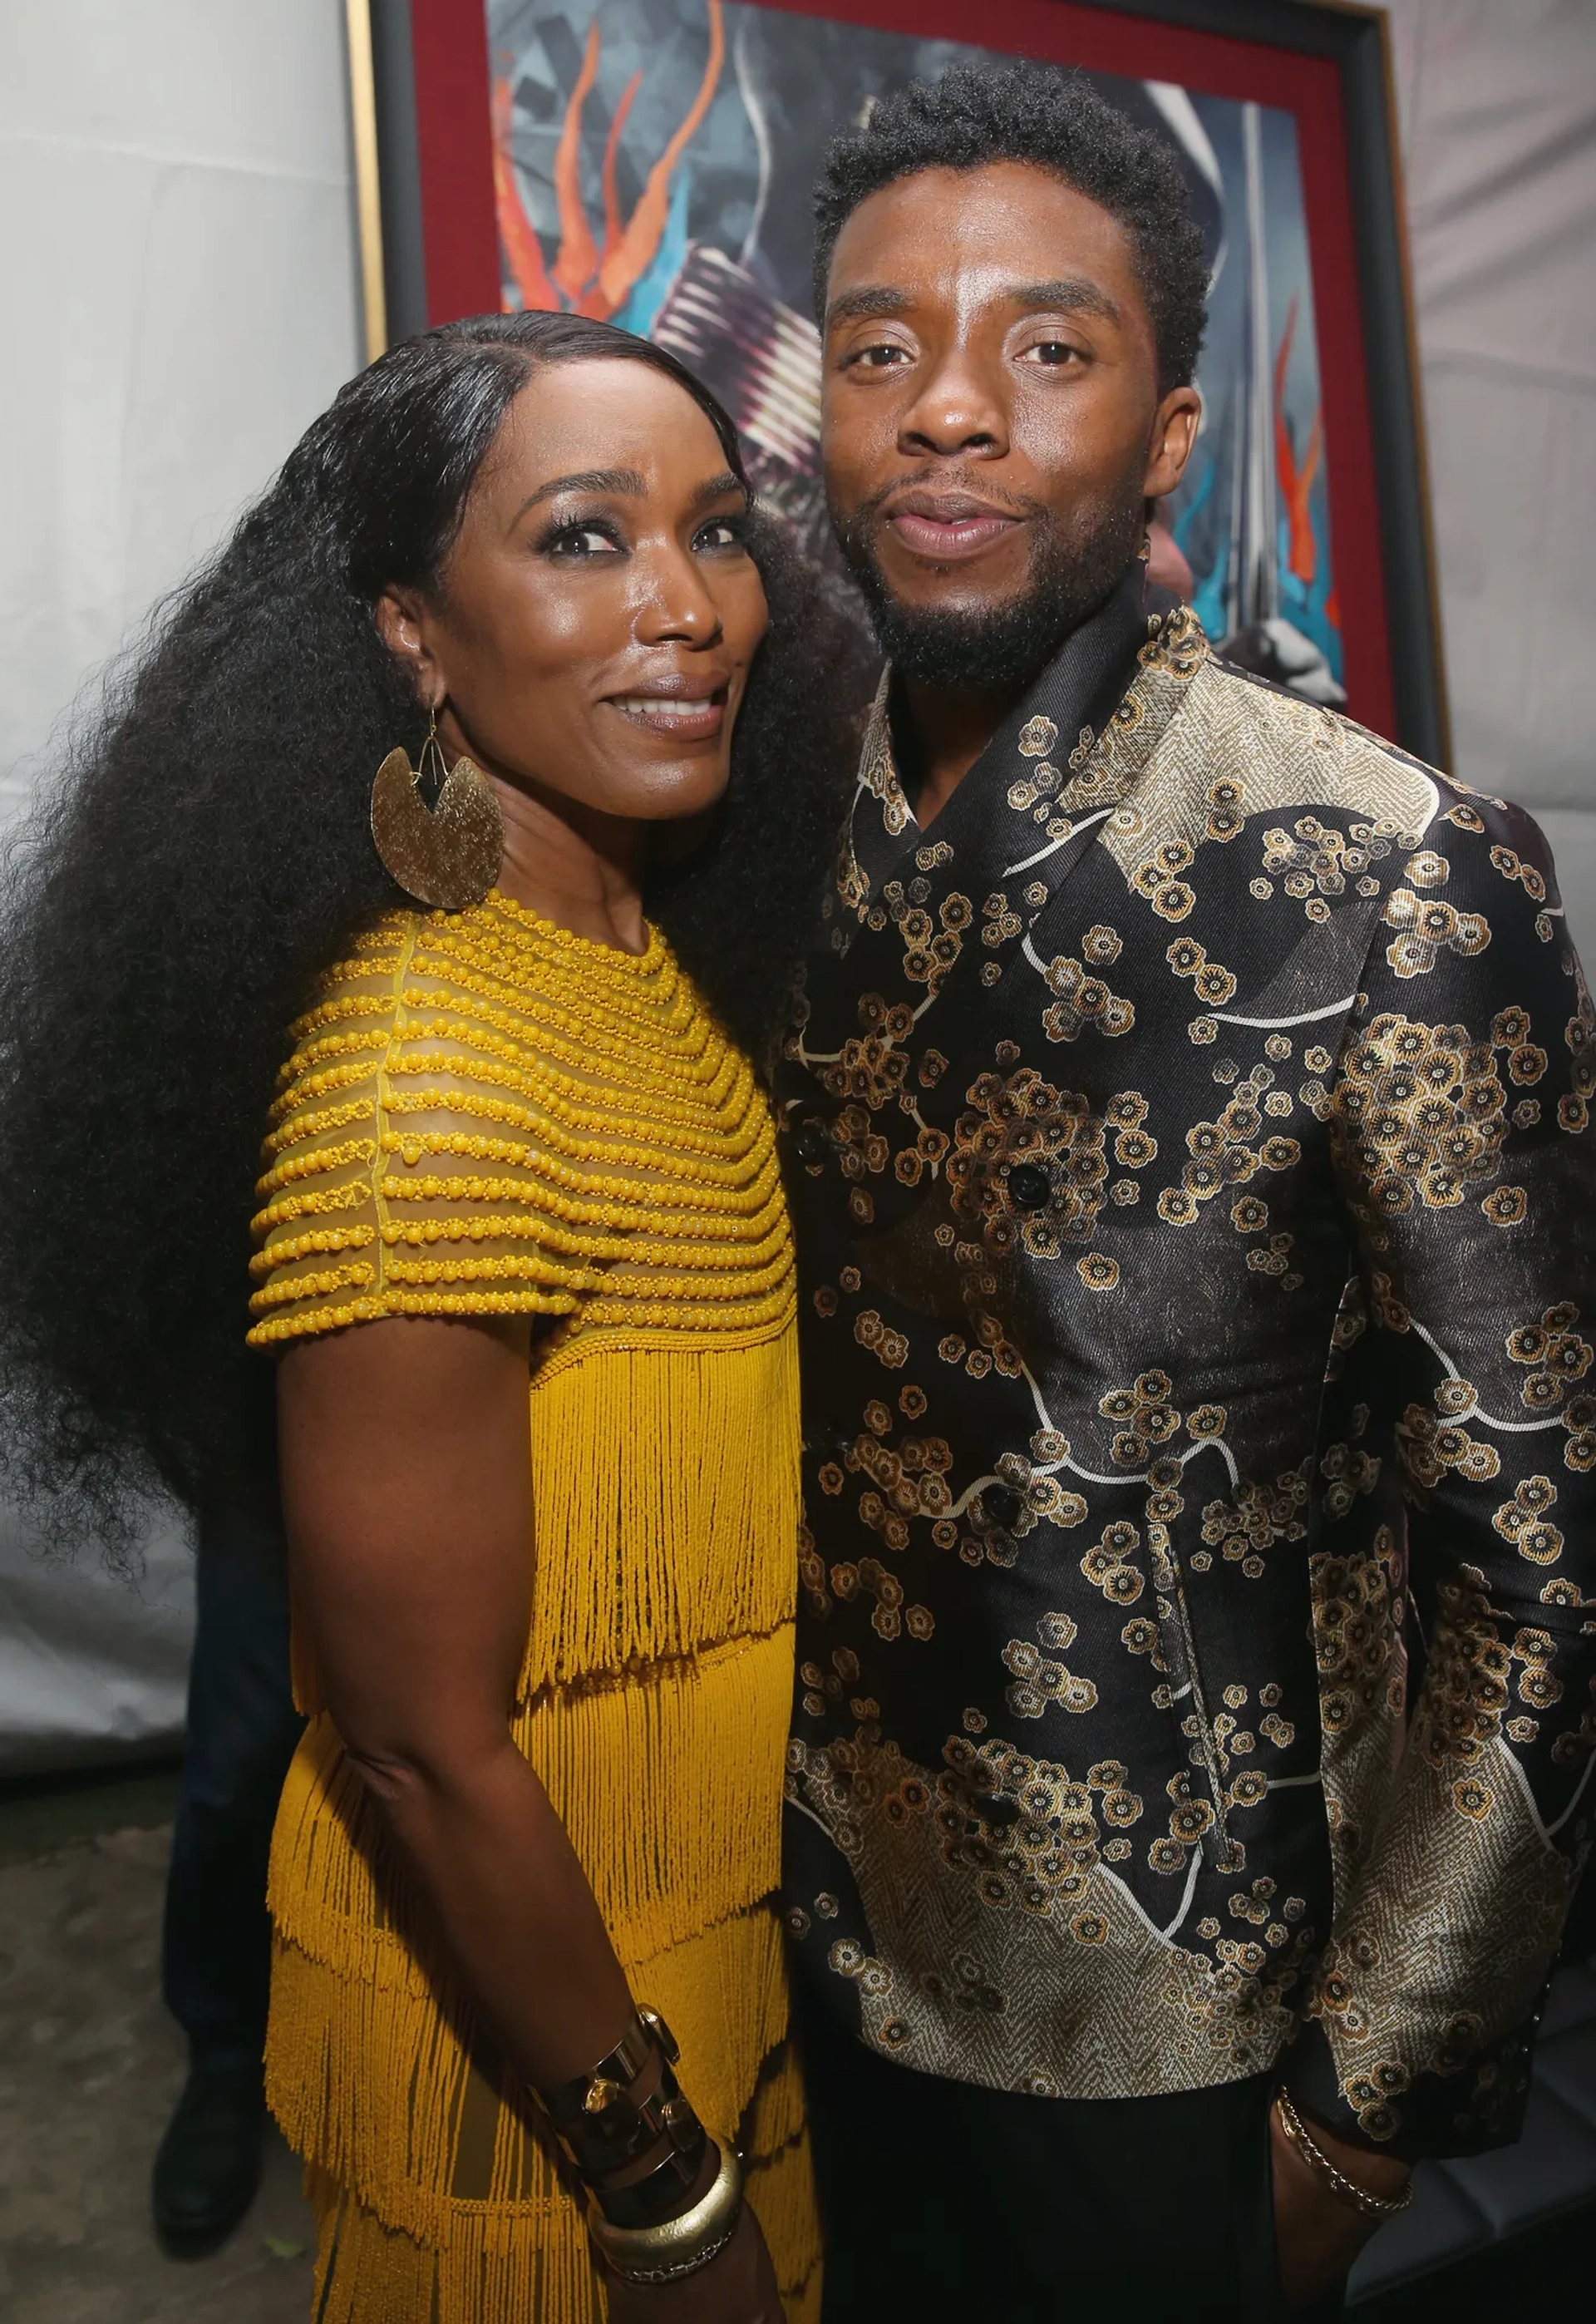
894;673;1029;831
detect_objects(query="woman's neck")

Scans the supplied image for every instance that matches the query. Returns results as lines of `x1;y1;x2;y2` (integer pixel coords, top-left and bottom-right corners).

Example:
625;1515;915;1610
455;745;648;955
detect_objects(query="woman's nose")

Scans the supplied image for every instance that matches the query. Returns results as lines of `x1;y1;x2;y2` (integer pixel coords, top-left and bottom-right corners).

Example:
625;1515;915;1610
635;549;724;645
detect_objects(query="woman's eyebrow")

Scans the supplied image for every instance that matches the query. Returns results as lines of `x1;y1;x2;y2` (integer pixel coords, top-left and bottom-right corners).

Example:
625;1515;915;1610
687;470;746;511
512;466;647;523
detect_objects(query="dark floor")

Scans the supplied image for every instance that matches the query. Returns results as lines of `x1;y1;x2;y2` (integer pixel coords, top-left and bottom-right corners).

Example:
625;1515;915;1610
2;1764;1591;2322
0;1769;314;2324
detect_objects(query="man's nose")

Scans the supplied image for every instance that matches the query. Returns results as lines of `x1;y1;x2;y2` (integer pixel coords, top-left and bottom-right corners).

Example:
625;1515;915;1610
899;351;1009;461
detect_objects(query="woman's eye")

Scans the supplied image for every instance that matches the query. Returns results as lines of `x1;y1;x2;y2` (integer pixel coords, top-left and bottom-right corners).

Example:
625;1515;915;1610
546;521;623;558
693;516;746;552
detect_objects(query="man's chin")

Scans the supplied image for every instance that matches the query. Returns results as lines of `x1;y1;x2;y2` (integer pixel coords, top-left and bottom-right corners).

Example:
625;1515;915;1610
872;570;1036;623
838;499;1146;692
865;602;1069;692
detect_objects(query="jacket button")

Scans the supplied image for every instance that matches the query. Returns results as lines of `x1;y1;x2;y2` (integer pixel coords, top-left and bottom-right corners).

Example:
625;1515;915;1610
1007;1163;1052;1212
982;1485;1022;1530
967;1791;1020;1830
795;1122;832;1168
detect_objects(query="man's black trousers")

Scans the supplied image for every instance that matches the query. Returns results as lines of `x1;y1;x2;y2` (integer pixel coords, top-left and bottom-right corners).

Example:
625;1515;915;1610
160;1504;302;2070
797;1985;1344;2322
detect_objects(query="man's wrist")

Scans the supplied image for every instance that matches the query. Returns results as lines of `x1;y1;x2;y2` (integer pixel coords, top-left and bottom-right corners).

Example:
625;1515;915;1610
1276;2090;1413;2213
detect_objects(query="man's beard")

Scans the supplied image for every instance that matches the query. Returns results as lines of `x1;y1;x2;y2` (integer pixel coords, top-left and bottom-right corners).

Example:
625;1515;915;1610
831;465;1147;692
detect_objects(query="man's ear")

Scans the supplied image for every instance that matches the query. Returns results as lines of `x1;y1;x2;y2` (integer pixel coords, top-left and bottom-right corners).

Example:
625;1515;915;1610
1144;387;1202;500
375;586;442;706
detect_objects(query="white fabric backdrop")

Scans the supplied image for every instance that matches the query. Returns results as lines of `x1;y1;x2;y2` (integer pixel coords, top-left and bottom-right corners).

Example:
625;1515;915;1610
0;0;359;1769
0;1504;194;1775
0;0;361;822
1;0;1592;1769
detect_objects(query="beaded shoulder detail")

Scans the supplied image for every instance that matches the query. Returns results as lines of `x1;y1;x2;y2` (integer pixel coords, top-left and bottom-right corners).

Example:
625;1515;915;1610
247;896;794;1348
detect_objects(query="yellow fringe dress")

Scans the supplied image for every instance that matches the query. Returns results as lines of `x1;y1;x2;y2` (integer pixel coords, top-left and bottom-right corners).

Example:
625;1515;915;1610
246;893;819;2322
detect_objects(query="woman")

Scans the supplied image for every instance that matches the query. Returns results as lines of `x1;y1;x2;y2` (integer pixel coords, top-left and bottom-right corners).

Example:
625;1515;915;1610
0;313;864;2319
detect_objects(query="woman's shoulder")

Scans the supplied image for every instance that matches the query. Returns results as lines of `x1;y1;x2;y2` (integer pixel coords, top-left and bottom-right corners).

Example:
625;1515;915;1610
246;900;584;1349
270;912;420;1113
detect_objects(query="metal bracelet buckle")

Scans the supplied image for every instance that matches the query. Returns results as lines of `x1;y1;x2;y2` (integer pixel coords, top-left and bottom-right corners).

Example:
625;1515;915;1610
535;2005;694;2182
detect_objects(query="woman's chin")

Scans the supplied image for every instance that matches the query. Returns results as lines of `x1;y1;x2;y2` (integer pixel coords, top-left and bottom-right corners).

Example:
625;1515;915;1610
624;755;735;823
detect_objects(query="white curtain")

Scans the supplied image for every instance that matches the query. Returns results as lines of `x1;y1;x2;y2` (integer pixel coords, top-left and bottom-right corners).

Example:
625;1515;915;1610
0;1502;194;1774
1375;0;1596;949
0;0;359;1769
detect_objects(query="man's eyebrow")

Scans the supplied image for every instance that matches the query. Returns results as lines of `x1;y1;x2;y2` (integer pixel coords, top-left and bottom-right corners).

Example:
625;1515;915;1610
1007;278;1123;325
825;284;912;328
825;278;1124;331
512;466;647;523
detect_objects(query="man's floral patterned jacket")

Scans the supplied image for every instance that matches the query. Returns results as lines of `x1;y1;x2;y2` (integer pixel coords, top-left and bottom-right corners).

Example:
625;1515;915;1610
776;564;1596;2156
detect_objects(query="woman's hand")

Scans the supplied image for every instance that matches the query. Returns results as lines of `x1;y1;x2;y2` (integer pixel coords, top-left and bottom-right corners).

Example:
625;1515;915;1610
1270;2098;1411;2312
603;2203;783;2324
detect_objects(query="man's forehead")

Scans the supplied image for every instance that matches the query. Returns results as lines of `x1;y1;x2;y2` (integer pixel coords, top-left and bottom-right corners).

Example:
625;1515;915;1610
827;160;1140;308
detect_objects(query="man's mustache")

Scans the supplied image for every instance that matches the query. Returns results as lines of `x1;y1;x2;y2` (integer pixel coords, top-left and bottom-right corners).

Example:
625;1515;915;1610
846;466;1052;529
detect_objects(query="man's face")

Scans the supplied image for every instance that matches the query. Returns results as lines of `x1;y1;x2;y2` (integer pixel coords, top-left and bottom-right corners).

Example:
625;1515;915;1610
821;160;1199;685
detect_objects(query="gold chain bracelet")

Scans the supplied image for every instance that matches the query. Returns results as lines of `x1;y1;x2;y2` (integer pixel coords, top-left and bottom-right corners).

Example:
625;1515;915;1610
1274;2090;1413;2222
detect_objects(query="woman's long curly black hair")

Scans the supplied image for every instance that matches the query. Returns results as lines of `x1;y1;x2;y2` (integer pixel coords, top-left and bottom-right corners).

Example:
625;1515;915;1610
0;312;867;1545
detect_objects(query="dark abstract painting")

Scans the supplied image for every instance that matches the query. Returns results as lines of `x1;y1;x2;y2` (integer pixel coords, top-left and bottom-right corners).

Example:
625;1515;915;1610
485;0;1343;703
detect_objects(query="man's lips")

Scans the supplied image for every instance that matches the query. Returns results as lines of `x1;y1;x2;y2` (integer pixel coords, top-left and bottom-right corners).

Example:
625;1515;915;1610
603;677;729;741
881;492;1024;563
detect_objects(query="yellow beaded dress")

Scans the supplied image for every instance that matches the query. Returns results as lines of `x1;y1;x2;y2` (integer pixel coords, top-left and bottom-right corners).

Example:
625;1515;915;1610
246;893;819;2322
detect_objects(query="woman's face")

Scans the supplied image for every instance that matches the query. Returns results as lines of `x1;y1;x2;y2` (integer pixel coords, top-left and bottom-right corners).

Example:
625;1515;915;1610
382;359;768;824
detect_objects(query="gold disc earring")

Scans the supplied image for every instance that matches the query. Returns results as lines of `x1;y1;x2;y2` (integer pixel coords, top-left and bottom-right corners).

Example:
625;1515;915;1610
370;704;504;911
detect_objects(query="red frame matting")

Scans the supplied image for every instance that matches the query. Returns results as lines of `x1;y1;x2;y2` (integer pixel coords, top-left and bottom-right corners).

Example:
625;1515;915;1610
407;0;1393;738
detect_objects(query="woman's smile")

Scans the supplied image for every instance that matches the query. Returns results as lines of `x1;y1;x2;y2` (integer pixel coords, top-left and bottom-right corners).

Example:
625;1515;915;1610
603;674;730;740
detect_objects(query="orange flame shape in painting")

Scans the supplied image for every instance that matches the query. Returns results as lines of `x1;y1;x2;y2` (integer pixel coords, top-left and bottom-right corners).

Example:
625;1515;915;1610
1273;295;1324;588
494;0;725;321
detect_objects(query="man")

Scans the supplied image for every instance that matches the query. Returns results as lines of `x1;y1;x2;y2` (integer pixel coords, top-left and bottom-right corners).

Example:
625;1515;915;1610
777;62;1595;2319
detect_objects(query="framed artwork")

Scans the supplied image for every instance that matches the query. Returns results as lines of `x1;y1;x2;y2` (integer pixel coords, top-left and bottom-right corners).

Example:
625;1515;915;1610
347;0;1447;762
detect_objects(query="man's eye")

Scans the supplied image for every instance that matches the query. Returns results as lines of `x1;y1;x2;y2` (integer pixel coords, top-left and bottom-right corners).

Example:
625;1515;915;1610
1020;340;1081;367
546;521;623;557
848;343;910;371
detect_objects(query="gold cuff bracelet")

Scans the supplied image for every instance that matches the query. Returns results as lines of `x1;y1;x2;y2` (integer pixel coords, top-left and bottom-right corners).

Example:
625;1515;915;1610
589;2139;744;2284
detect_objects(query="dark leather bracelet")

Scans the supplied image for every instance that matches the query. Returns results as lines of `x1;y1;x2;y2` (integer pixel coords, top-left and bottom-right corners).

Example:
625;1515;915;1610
590;2128;711;2229
534;2005;705;2189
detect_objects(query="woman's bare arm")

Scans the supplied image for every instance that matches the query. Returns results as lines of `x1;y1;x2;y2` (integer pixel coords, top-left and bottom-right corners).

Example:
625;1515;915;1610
276;1314;634;2085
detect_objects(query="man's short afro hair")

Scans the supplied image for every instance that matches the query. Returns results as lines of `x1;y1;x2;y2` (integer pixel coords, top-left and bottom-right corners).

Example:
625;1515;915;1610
813;62;1207;395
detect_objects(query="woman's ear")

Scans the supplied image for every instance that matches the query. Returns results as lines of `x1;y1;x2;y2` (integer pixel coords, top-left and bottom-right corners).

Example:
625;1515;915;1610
375;587;442;706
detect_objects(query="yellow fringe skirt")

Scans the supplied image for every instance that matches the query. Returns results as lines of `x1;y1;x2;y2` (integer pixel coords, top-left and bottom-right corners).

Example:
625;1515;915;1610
265;1336;820;2319
265;1650;822;2321
301;2049;820;2322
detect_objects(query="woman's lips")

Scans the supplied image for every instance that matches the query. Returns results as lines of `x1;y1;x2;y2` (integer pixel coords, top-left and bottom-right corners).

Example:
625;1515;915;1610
606;688;727;741
885;506;1021;561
